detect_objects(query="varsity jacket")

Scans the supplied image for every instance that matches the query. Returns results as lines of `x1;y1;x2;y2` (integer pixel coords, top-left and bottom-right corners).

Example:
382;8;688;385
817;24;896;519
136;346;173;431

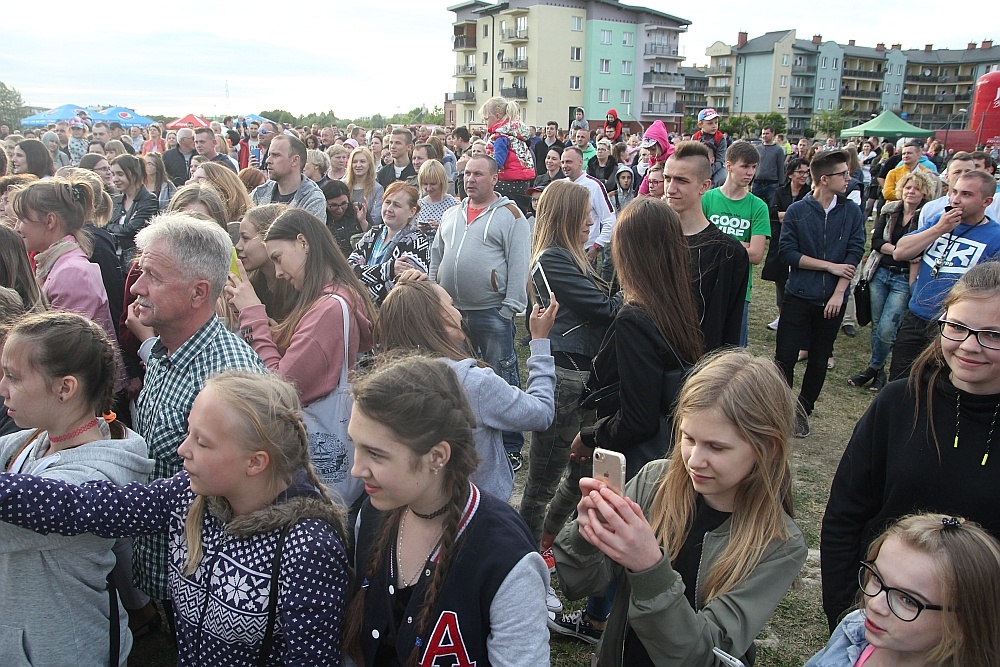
352;484;550;667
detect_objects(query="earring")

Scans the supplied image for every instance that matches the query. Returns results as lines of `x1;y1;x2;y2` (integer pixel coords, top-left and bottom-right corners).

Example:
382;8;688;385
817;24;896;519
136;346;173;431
432;466;440;475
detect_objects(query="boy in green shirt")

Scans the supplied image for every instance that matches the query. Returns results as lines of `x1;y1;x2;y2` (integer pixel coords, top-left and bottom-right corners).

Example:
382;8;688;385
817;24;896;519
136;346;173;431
701;141;770;345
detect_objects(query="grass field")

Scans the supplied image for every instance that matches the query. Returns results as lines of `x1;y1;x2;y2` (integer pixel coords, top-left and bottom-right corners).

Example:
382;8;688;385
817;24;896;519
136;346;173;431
130;262;880;666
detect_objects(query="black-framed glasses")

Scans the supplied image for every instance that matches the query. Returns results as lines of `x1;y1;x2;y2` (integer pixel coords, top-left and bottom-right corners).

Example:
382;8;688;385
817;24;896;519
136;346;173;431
858;562;946;621
824;169;851;180
792;169;810;176
938;319;1000;350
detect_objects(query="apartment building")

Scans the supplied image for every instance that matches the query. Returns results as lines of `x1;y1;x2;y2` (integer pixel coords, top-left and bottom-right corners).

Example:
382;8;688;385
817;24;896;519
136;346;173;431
676;66;708;121
446;0;690;131
704;30;999;133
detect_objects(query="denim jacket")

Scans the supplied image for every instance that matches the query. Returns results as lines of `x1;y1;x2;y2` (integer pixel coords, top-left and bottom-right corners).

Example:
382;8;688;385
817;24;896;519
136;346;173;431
804;610;868;667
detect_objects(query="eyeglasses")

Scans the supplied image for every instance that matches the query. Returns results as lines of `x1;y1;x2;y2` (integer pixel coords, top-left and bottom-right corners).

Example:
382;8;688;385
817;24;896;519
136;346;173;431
257;129;272;135
858;562;946;622
793;170;810;176
824;169;851;180
647;179;664;187
327;200;350;209
938;318;1000;350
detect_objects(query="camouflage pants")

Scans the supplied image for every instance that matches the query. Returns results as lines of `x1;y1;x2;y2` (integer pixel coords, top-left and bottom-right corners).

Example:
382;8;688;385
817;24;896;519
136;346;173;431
518;366;592;544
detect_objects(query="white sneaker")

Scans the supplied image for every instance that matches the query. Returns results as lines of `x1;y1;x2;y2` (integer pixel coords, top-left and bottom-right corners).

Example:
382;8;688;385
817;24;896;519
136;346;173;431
767;317;780;331
546;585;563;613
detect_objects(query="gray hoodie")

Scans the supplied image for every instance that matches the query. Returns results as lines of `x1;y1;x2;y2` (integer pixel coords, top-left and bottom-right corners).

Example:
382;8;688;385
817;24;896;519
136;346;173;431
445;338;555;500
0;424;152;667
429;194;531;319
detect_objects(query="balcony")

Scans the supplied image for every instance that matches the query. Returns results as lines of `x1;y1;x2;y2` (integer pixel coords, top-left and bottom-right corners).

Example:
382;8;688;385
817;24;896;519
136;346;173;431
446;91;477;103
706;65;732;75
642;71;684;87
841;89;882;100
454;64;476;77
842;68;884;80
792;64;817;74
453;35;476;51
706;86;730;94
644;43;681;58
500;86;527;100
640;102;681;115
500;58;528;72
712;106;730;114
904;91;973;103
789;107;812;117
790;86;815;96
502;27;529;42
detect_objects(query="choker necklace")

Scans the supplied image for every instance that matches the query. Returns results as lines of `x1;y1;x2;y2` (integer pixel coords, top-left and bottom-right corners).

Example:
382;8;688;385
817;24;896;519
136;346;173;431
954;394;998;466
49;417;100;444
410;503;450;520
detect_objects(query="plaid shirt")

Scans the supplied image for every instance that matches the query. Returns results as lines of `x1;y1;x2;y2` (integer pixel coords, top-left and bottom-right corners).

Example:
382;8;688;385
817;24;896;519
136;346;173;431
133;316;265;598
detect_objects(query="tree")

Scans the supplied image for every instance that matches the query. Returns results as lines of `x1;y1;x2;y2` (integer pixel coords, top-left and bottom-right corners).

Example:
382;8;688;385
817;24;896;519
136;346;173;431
721;116;755;139
683;115;698;134
424;105;445;126
753;112;787;135
802;127;816;139
812;109;849;139
259;109;297;126
0;81;25;131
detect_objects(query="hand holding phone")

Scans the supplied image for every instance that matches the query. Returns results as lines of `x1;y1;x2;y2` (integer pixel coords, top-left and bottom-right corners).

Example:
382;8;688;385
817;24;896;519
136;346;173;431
531;261;553;308
592;448;626;496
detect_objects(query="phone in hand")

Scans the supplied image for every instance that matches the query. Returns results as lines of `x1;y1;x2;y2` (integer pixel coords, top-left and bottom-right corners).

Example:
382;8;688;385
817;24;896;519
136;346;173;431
531;261;553;309
712;647;747;667
944;205;954;212
592;448;626;496
229;247;242;277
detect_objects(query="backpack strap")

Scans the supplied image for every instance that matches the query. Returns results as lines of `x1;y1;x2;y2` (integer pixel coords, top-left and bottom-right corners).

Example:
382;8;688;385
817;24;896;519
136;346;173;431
257;524;292;667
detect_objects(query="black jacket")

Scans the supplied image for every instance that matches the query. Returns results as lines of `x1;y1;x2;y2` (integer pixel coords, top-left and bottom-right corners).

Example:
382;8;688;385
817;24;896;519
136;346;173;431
162;147;193;187
84;224;125;327
586;155;618;183
761;182;809;283
532;139;564;176
536;247;618;359
107;187;160;254
687;223;748;351
376;161;417;189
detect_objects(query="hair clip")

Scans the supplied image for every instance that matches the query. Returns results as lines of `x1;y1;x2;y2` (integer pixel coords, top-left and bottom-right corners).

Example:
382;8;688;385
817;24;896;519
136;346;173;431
361;578;370;589
102;410;117;423
941;516;962;529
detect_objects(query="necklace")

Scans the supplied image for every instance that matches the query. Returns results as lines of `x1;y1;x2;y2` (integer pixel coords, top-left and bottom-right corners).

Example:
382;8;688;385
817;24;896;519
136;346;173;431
396;509;441;588
411;503;449;520
954;394;999;466
49;417;100;444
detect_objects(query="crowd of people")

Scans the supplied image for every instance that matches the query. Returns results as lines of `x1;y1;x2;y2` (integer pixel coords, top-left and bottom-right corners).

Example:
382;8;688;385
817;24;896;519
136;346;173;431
1;98;1000;667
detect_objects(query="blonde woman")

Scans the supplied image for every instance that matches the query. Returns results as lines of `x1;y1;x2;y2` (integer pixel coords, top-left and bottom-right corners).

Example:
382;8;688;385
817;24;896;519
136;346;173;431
326;144;349;181
189;161;254;222
415;159;459;241
345;146;383;226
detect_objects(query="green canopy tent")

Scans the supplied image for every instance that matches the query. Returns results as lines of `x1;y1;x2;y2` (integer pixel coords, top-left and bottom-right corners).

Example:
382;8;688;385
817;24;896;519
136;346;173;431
841;111;935;139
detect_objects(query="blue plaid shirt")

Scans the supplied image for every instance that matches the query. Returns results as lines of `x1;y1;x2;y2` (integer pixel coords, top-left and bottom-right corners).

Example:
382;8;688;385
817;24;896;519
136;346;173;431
133;316;265;598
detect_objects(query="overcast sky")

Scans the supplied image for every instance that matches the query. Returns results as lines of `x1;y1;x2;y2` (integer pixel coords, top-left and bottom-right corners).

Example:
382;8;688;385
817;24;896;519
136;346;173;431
1;1;989;120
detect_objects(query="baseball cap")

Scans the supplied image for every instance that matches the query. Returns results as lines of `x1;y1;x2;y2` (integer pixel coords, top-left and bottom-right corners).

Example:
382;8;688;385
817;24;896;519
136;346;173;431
697;108;719;122
526;185;546;196
68;117;85;129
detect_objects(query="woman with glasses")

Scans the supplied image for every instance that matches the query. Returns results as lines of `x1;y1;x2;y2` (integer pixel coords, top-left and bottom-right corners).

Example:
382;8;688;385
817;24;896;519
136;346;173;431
821;262;1000;631
848;170;937;393
762;157;810;330
807;513;1000;667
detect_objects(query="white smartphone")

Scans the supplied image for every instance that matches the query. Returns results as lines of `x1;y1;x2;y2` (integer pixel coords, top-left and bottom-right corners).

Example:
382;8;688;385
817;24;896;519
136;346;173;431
530;261;553;309
592;448;626;496
712;647;747;667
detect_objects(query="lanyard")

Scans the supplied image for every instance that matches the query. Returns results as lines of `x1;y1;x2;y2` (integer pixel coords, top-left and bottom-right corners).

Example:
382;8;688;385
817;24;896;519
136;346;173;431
369;227;394;265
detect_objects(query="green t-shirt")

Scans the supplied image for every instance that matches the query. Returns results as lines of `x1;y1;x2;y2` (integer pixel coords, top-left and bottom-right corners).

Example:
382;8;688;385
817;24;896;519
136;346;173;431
702;188;770;301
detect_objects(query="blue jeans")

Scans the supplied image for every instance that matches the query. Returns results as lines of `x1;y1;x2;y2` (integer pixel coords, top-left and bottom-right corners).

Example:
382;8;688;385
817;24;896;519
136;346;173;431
461;308;524;454
752;181;779;207
868;267;911;369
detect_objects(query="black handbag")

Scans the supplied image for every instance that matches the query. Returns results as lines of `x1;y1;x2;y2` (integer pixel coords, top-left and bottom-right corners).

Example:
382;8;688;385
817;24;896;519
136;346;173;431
854;279;872;327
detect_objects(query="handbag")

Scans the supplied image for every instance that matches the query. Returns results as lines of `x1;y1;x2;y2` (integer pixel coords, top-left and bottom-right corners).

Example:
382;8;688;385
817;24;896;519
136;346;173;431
854;278;872;327
302;295;365;507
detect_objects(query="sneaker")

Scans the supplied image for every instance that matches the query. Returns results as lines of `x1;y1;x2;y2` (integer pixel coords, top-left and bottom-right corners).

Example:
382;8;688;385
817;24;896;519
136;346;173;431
794;409;811;438
548;610;603;645
508;452;523;472
540;547;556;572
767;317;780;331
546;585;563;613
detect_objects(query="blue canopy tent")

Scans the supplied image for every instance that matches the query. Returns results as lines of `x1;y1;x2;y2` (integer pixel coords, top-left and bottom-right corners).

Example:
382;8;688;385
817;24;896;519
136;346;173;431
100;107;156;128
241;113;273;125
20;104;95;127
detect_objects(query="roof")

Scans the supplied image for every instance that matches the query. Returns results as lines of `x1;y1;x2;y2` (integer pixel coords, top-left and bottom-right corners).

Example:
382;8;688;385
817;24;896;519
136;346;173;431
447;0;489;11
841;44;889;59
461;0;689;24
678;66;708;78
840;111;935;139
904;45;1000;64
736;30;793;54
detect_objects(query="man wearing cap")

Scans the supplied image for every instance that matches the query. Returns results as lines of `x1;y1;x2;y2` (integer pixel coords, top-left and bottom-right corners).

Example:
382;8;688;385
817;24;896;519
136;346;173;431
692;108;728;188
67;118;89;166
109;122;136;154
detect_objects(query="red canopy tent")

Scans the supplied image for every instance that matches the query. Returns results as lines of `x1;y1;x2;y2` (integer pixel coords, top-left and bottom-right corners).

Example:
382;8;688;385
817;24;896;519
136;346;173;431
165;114;210;130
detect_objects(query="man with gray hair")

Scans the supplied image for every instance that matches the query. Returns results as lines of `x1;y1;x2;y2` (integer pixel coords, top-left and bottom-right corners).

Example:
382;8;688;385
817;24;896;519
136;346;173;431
163;127;196;186
252;134;326;220
125;214;264;623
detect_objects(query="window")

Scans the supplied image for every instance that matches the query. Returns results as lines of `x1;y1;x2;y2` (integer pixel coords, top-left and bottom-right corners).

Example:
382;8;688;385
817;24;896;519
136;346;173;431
516;46;526;60
499;20;505;34
482;78;488;92
570;76;581;90
735;77;740;85
895;84;900;94
570;46;582;61
571;16;583;31
623;31;634;46
819;78;825;90
598;88;609;103
466;82;475;93
898;64;903;75
516;16;527;31
883;83;889;92
816;99;823;110
833;58;839;70
483;51;488;65
483;24;488;37
466;110;474;124
621;89;631;104
498;77;505;90
778;96;785;108
782;54;789;66
828;99;834;109
780;75;787;87
821;56;828;69
601;29;612;44
600;59;610;73
622;60;632;75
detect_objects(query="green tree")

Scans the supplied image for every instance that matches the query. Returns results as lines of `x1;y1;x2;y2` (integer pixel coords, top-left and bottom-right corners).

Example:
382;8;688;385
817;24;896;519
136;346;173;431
722;116;755;139
753;112;787;135
812;109;849;139
425;105;445;126
802;127;816;139
0;81;25;131
683;115;698;134
259;109;297;126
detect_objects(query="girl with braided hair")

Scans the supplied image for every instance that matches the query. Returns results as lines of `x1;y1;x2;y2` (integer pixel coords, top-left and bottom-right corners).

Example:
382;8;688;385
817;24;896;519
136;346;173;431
0;368;350;666
343;353;549;667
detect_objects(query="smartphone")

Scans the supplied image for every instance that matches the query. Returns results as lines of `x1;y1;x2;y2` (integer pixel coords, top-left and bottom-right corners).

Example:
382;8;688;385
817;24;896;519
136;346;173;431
229;247;242;277
530;261;553;309
944;205;954;212
592;448;626;496
712;647;747;667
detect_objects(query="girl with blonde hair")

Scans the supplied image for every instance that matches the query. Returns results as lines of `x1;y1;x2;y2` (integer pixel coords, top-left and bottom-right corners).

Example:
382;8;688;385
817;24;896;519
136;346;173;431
190;161;254;222
345;146;383;226
480;96;535;208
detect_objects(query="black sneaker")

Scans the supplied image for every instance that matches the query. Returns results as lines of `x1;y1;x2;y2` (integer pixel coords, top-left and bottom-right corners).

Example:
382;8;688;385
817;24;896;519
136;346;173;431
547;610;603;645
508;452;523;472
794;409;811;438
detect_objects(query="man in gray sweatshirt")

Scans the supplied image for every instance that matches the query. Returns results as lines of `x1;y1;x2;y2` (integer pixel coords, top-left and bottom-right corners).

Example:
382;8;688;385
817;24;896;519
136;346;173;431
430;154;532;468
